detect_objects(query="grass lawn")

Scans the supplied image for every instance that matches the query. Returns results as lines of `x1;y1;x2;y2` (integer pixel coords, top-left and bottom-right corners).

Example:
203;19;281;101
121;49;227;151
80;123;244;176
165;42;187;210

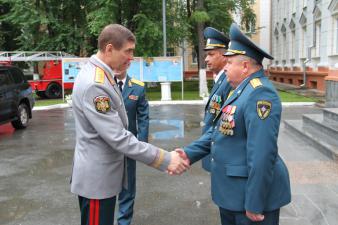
278;91;317;102
33;81;318;106
34;98;64;107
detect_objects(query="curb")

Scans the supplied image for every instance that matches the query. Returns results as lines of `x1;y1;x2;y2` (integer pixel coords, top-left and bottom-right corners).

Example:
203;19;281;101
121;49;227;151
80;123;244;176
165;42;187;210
33;101;316;111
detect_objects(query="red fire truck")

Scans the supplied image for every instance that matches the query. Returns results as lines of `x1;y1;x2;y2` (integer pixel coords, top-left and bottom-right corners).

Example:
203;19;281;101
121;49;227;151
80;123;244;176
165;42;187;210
0;51;75;99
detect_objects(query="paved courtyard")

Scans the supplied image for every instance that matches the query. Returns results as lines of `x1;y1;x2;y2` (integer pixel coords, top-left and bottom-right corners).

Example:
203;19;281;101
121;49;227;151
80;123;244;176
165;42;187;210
0;104;337;225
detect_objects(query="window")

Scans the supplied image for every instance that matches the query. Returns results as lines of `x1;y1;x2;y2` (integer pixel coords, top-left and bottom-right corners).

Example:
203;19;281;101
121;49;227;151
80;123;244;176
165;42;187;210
247;21;256;34
336;18;338;53
289;19;296;59
301;26;307;58
10;68;24;84
192;50;197;64
302;0;307;8
315;21;321;56
313;5;321;57
0;71;9;86
291;0;296;13
291;30;296;59
166;48;175;57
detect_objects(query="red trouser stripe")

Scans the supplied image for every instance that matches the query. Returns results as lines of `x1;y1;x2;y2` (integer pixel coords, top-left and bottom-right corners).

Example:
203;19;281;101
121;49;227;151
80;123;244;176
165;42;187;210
89;200;100;225
89;200;95;225
95;200;100;225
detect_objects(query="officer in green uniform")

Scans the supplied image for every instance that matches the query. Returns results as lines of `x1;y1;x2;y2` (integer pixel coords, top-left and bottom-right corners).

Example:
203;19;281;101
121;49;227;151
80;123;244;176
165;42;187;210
201;27;232;172
177;23;291;225
114;68;149;225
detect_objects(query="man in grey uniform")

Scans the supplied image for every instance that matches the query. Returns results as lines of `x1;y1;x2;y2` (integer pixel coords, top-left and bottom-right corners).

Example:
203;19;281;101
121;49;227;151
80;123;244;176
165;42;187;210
71;24;189;225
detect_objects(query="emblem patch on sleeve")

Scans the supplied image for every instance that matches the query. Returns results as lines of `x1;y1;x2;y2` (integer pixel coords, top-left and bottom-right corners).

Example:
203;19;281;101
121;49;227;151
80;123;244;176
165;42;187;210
93;96;111;113
257;100;272;119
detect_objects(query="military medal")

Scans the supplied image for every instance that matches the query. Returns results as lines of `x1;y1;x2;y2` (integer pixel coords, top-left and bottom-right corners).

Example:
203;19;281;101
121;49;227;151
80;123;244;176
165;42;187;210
219;105;236;136
209;94;222;114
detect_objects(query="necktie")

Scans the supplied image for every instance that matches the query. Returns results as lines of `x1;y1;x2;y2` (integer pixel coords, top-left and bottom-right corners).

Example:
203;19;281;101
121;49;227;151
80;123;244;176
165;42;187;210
118;81;123;92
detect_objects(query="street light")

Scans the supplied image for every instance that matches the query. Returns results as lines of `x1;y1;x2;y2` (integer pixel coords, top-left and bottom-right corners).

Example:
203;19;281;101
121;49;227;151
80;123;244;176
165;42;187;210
162;0;166;56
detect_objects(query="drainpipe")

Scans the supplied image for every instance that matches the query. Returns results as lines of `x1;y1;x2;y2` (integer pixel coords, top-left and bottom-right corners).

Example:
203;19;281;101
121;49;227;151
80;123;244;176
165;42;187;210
301;46;313;88
301;9;317;88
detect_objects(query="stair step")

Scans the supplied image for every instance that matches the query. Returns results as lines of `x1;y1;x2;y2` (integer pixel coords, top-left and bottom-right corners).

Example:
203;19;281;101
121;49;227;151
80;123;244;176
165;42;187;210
284;119;338;160
323;108;338;125
302;114;338;146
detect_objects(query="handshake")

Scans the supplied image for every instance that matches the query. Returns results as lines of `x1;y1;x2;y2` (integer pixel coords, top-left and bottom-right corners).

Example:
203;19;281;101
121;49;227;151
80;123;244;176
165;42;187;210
167;148;190;175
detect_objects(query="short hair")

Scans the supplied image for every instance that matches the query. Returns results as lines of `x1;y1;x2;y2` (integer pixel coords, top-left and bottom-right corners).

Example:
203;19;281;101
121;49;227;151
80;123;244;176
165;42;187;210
236;55;261;67
98;24;136;51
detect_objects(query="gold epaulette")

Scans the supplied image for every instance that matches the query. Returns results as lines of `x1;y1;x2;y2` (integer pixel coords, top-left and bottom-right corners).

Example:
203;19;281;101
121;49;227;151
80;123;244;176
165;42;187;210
131;78;144;87
95;67;105;84
150;149;165;169
250;78;262;89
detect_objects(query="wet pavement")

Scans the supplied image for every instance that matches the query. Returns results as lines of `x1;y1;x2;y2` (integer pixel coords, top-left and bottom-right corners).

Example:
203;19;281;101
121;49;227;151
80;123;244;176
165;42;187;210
0;104;337;225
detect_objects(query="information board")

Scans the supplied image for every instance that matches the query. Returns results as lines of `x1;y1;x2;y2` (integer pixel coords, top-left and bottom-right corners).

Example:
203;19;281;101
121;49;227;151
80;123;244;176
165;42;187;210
62;58;88;83
127;57;142;80
142;56;183;82
62;56;183;83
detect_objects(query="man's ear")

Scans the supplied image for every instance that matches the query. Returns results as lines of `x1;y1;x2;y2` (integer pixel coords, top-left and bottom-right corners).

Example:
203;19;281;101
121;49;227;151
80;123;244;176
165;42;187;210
242;60;250;74
105;43;114;54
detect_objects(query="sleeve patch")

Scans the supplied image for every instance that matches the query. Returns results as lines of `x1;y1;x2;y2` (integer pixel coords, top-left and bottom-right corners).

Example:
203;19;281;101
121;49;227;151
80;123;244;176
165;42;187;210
131;78;145;87
250;78;262;89
94;95;111;113
257;100;271;119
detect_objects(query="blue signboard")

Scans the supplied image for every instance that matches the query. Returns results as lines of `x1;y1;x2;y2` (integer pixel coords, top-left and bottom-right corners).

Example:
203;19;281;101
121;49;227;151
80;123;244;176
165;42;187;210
62;56;183;83
127;57;142;80
62;58;88;83
142;57;183;82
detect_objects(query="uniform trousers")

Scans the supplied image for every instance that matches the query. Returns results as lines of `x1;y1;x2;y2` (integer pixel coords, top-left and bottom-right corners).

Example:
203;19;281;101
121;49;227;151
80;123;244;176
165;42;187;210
78;196;116;225
117;158;136;225
219;207;280;225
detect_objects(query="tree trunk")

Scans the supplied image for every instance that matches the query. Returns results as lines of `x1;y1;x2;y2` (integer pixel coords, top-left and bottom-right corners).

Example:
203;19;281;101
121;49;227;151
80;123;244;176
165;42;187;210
197;0;208;98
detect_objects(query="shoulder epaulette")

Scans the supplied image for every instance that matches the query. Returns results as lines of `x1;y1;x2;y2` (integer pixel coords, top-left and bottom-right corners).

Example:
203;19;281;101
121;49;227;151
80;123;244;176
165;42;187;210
95;67;105;84
131;78;144;87
250;78;262;89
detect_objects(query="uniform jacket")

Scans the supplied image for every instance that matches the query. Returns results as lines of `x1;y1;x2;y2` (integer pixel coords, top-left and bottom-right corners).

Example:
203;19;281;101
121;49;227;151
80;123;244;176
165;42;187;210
201;72;232;171
70;55;170;199
122;76;149;142
184;69;291;213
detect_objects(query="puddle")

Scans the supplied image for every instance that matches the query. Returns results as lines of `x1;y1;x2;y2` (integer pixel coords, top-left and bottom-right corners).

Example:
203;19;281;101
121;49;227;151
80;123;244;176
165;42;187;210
149;120;184;140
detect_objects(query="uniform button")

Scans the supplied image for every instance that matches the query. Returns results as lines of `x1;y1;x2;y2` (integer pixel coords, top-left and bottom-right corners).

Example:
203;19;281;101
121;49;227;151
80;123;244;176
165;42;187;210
211;158;214;162
211;141;214;145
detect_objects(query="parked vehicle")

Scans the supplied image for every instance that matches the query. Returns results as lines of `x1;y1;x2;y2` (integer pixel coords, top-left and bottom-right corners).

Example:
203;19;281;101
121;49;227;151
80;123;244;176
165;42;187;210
0;65;34;129
0;51;75;99
29;60;73;99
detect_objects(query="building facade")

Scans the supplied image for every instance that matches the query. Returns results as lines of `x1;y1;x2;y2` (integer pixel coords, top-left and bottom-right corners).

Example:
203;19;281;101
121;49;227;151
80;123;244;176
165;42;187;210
270;0;338;92
234;0;272;69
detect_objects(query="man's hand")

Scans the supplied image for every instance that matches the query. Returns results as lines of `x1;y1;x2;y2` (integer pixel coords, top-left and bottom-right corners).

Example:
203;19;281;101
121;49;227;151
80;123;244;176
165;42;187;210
167;151;190;175
175;148;190;166
246;211;264;222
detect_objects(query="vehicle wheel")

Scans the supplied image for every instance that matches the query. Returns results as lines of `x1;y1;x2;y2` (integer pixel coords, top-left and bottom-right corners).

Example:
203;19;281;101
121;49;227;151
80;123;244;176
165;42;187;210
11;103;29;129
45;83;62;99
36;91;46;99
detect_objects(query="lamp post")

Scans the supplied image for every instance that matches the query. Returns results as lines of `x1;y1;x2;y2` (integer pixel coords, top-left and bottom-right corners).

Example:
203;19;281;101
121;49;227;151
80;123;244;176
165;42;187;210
162;0;167;57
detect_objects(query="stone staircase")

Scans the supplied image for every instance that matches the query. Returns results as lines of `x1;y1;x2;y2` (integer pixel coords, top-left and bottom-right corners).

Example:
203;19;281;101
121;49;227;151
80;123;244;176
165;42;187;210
284;108;338;160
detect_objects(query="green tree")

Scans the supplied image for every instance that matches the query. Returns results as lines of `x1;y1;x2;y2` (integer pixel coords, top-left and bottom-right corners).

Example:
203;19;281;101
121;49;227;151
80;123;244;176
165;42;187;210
0;0;255;59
